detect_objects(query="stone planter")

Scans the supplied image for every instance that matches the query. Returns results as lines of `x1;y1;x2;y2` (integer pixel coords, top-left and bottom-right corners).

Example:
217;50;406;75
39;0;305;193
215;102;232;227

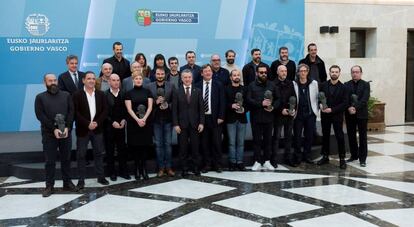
368;102;385;131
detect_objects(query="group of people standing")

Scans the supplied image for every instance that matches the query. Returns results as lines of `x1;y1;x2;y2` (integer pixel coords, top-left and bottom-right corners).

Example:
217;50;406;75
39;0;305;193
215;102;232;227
35;42;370;197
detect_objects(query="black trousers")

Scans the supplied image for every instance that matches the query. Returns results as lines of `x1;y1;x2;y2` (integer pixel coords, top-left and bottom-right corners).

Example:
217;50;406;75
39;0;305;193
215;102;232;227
104;125;128;176
272;117;294;163
345;115;368;163
251;122;273;164
321;116;345;159
201;115;223;168
76;132;105;180
294;114;316;160
42;133;72;187
178;126;201;171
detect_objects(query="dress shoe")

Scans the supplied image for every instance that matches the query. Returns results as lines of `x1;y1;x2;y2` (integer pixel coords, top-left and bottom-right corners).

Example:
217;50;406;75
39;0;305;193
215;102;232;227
228;163;236;171
263;160;276;171
201;166;210;173
110;175;117;181
76;180;85;190
134;174;141;181
317;156;330;165
181;170;189;178
237;163;247;171
303;158;314;164
193;168;201;176
346;157;358;163
251;161;262;171
42;186;54;197
97;177;110;185
166;168;175;177
63;181;77;192
339;159;347;169
157;169;165;178
360;162;366;167
119;174;131;180
213;166;222;173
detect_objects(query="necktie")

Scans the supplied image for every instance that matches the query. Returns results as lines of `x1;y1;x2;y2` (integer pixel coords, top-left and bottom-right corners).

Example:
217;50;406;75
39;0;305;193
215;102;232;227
73;72;79;87
185;86;191;103
204;81;209;113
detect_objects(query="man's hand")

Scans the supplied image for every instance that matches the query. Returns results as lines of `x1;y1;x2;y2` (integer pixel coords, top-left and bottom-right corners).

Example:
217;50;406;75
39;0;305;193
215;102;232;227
198;124;204;133
282;109;289;116
156;96;165;105
289;109;296;116
88;122;97;130
119;119;126;128
348;107;356;115
54;129;63;139
175;126;181;134
217;119;224;124
322;108;332;113
231;103;240;110
262;99;271;107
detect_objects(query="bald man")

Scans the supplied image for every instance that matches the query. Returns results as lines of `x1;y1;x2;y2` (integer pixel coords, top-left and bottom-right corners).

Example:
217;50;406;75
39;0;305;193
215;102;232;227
35;73;77;197
96;63;113;91
210;54;230;86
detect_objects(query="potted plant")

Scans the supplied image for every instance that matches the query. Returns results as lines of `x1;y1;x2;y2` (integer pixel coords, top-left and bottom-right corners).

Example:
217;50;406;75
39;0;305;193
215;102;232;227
367;96;385;131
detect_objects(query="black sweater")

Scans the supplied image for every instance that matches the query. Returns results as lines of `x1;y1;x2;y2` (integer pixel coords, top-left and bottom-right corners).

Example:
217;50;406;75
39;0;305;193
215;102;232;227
225;85;248;123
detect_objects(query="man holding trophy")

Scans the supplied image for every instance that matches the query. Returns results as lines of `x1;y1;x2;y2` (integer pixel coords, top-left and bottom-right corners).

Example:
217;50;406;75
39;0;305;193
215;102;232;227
246;64;279;171
145;67;176;177
225;69;248;171
35;73;77;197
317;65;348;169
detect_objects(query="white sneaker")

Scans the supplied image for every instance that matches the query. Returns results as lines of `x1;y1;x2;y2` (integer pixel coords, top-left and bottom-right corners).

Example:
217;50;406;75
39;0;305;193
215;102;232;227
251;161;262;171
263;160;275;171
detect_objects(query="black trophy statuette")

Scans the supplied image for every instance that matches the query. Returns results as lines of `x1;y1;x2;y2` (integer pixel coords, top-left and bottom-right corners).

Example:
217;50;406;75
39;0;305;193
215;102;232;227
157;87;168;109
136;104;146;119
264;90;273;111
319;91;328;110
234;92;244;113
351;94;358;107
288;96;296;115
54;114;66;138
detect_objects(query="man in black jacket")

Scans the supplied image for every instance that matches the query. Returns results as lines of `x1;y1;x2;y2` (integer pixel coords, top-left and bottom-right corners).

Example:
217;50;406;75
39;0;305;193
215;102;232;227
104;74;129;181
242;48;270;86
317;65;348;169
173;69;205;177
73;71;109;188
103;42;131;81
196;64;225;173
272;65;296;167
247;64;279;171
58;55;85;95
299;43;327;83
270;47;296;81
35;73;77;197
225;69;248;171
345;65;370;167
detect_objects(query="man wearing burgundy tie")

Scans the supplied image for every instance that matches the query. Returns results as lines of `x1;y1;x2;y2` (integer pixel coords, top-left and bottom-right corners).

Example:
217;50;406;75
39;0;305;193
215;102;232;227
172;69;205;177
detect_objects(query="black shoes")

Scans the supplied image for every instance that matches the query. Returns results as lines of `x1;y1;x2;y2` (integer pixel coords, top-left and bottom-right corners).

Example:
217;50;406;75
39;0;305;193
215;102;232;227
110;175;117;181
97;177;109;185
237;163;246;171
76;180;85;190
303;158;314;164
42;186;54;197
181;170;189;178
346;157;358;163
63;181;77;192
119;174;131;180
360;162;366;167
201;166;210;173
317;156;330;165
339;159;347;169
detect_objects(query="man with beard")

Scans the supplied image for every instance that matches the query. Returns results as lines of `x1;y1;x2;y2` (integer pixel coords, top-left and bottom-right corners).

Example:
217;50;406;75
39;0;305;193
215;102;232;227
223;50;243;85
243;48;270;86
35;73;77;197
73;71;109;189
167;57;181;89
247;64;279;171
272;65;297;167
270;47;296;81
210;54;230;86
96;63;113;91
299;43;327;83
180;50;202;84
225;69;248;171
103;42;131;81
345;65;370;167
58;55;85;95
317;65;348;169
145;67;176;177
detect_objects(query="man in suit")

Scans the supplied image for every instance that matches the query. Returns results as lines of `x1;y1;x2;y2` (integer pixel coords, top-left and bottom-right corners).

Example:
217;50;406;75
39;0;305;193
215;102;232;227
173;69;205;177
345;65;370;167
72;71;109;189
210;54;230;86
317;65;348;169
103;41;130;81
58;55;85;95
104;73;130;181
196;64;225;173
242;48;270;86
145;67;176;177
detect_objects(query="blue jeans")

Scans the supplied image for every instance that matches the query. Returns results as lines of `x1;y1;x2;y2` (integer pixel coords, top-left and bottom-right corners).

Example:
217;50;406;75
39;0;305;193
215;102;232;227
226;121;246;164
153;122;173;169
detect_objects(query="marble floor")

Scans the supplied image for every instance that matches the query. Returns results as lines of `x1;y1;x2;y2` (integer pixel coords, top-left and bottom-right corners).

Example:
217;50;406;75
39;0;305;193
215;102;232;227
1;126;414;226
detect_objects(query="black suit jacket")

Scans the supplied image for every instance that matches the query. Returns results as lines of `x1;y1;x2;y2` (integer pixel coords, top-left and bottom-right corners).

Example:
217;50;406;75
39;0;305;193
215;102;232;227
345;79;370;119
242;61;270;86
319;80;348;121
172;86;205;129
195;80;225;127
73;89;108;137
58;71;85;95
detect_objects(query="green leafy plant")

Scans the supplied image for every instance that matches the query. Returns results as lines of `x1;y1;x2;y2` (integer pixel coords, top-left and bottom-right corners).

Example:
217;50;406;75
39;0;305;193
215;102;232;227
367;96;379;118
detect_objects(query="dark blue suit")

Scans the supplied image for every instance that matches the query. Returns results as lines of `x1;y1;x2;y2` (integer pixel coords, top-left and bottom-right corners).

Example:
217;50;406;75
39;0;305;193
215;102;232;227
196;79;225;170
